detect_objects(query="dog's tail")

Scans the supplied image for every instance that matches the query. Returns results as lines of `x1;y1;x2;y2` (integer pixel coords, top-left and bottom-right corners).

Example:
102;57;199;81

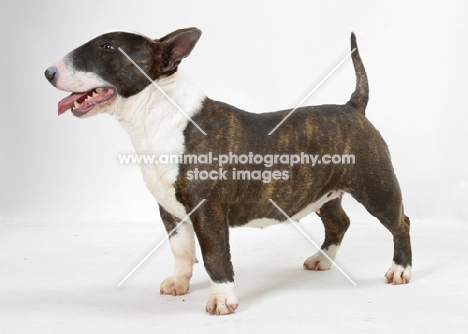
347;33;369;115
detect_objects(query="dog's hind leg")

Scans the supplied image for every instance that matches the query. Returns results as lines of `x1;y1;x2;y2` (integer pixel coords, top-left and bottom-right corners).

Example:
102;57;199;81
304;196;350;270
382;209;412;284
159;205;198;296
351;178;412;284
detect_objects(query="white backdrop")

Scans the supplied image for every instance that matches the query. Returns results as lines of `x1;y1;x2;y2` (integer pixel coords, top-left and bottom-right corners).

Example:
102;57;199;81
1;0;467;224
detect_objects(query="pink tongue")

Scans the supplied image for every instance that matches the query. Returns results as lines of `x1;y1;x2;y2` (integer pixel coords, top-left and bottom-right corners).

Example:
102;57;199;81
57;92;89;115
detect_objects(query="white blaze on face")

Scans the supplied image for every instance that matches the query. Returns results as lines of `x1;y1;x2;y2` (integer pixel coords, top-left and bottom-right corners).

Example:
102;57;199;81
48;52;118;117
51;53;111;92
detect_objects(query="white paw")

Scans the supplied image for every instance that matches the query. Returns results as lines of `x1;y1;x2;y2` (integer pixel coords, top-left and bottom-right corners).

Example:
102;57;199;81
206;282;239;316
303;245;339;271
385;262;412;285
160;275;190;296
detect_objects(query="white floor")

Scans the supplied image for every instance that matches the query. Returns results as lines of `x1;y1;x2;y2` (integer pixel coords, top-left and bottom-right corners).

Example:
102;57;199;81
1;217;467;333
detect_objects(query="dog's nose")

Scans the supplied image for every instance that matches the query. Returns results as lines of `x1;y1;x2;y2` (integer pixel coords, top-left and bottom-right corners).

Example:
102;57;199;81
44;66;58;85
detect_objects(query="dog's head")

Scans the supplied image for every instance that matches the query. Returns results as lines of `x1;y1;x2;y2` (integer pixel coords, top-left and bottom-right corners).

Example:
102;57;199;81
44;28;201;118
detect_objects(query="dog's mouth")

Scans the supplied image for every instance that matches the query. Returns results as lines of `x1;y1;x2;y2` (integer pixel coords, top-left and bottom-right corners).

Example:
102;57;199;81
57;87;116;116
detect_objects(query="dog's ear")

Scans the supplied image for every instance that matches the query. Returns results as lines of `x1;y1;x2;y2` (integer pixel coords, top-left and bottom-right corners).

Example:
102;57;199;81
159;28;202;73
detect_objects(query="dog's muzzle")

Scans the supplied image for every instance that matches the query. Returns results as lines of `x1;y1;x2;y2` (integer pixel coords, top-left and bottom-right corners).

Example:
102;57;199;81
44;66;58;86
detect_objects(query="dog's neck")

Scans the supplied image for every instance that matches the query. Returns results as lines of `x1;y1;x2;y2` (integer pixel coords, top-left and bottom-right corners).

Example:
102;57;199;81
114;71;206;155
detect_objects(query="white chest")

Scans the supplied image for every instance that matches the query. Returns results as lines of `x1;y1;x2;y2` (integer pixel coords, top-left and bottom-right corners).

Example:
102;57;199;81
116;72;205;220
139;155;186;220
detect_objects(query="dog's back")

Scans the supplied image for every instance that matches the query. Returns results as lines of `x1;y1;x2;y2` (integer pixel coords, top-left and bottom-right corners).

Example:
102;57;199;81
177;33;378;225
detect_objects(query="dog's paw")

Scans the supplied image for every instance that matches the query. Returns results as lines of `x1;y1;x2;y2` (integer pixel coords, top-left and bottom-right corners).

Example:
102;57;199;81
160;275;190;295
303;245;338;270
206;282;239;316
206;294;239;316
385;263;412;285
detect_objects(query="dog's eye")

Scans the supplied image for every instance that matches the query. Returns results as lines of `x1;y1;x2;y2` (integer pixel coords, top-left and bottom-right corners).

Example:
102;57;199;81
100;43;114;50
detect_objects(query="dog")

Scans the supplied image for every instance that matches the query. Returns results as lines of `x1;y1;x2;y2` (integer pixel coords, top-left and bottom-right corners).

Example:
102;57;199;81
45;28;412;315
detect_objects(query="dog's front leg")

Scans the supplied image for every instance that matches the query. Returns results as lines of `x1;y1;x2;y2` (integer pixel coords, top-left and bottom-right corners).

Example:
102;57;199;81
159;205;197;296
191;210;239;315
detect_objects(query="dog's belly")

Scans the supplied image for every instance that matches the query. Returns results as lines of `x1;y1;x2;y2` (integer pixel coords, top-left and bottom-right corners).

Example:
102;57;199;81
244;190;342;228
